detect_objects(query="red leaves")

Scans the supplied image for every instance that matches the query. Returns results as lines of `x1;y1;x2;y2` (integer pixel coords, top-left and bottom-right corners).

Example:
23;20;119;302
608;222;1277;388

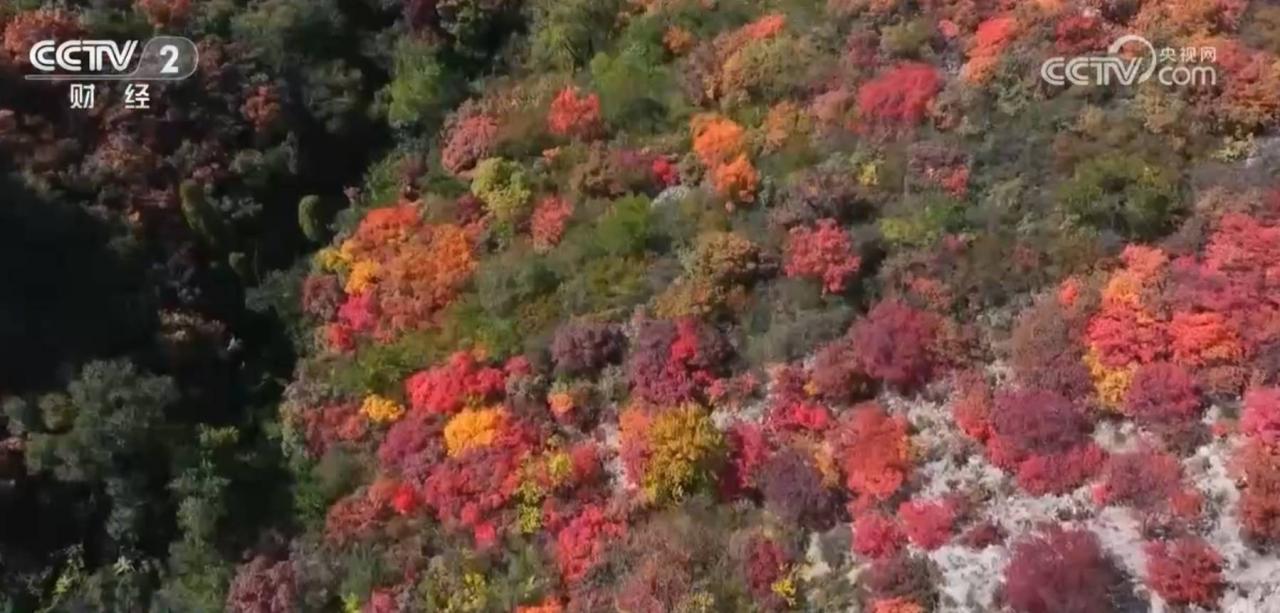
421;437;529;545
441;102;499;175
897;498;957;550
1002;526;1124;613
226;556;297;613
743;536;792;603
404;351;506;415
850;300;940;392
985;390;1102;495
962;16;1017;83
1094;448;1201;527
1124;362;1202;435
1053;12;1109;55
288;401;367;459
628;318;732;406
831;404;912;508
531;195;573;252
376;411;447;483
547;87;604;140
1242;387;1280;447
784;219;862;294
853;512;907;559
856;63;941;135
1238;387;1280;543
950;371;993;441
1144;537;1225;608
554;504;625;583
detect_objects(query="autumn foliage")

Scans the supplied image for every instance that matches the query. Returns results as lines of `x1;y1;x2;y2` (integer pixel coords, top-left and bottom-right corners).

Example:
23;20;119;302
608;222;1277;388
849;300;941;392
690;114;759;203
547;87;604;140
404;351;507;415
784;219;862;294
984;390;1103;495
319;203;476;348
1002;527;1125;613
830;404;912;508
1143;537;1225;608
856;63;941;135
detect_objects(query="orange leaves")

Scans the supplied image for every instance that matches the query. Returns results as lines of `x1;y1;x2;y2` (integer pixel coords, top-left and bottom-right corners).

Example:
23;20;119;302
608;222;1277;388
690;114;758;204
710;154;759;204
1080;213;1279;401
1084;245;1172;402
324;203;476;346
830;404;912;508
741;14;787;40
135;0;193;28
1192;38;1280;132
961;16;1018;83
1169;311;1244;368
691;113;746;168
443;407;508;457
547;87;604;140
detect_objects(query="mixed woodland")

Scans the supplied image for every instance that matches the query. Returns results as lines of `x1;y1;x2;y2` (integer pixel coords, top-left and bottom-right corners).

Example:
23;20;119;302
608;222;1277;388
3;0;1280;611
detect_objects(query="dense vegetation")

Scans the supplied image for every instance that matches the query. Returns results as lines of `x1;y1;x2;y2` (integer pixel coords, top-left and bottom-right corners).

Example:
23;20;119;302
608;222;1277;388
3;0;1280;611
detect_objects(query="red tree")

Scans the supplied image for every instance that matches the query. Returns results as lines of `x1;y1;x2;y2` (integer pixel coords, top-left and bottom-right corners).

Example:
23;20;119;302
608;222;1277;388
404;351;506;415
850;300;941;392
856;63;941;135
986;390;1103;495
554;504;625;583
1241;387;1280;447
1124;362;1202;439
830;404;912;508
784;219;862;294
1002;526;1124;613
548;87;604;140
1144;537;1225;608
898;498;957;550
853;512;907;559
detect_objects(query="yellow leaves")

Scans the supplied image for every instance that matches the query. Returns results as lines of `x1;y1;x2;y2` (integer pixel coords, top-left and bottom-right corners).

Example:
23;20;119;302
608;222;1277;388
770;570;799;607
691;113;747;168
641;403;725;504
314;246;349;274
1084;348;1135;412
343;260;380;295
858;161;880;187
444;407;506;457
360;394;405;424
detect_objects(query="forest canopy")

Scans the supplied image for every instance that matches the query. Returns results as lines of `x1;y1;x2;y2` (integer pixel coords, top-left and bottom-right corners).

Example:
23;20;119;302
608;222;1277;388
3;0;1280;611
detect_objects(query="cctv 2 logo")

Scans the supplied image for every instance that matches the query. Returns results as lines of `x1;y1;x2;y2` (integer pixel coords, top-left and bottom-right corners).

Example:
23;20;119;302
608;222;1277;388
25;37;199;82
